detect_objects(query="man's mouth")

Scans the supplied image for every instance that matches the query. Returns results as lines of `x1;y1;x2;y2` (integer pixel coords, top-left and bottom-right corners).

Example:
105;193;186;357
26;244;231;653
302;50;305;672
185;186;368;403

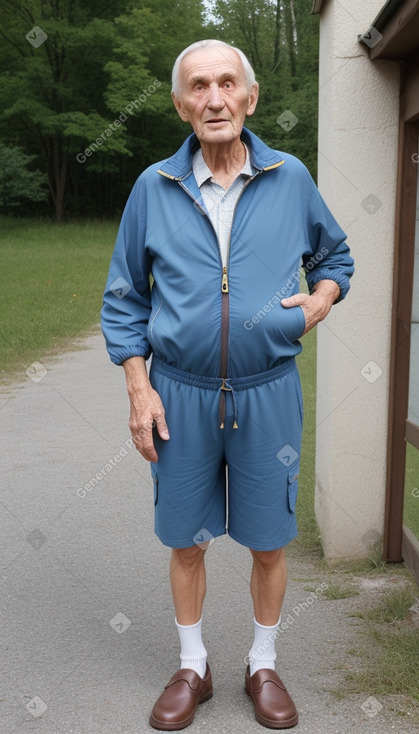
206;118;229;124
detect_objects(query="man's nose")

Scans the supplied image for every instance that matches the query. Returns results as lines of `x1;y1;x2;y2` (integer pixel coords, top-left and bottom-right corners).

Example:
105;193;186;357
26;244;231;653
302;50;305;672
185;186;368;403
207;83;225;110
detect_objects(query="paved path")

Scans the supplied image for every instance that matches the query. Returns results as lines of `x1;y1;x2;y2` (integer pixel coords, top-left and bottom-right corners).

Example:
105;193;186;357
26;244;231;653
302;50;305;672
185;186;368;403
0;332;417;733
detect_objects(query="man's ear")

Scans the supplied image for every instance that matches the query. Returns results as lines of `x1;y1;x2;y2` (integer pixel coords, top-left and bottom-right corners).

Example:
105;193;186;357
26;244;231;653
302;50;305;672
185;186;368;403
172;92;190;123
246;82;259;118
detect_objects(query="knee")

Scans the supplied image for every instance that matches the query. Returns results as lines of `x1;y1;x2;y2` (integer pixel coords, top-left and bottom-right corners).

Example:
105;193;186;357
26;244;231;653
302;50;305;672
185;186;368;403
172;544;206;572
250;547;285;571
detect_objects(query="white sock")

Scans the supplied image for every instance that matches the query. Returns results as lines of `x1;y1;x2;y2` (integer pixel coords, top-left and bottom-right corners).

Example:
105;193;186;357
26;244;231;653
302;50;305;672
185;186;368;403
248;616;281;676
175;617;207;679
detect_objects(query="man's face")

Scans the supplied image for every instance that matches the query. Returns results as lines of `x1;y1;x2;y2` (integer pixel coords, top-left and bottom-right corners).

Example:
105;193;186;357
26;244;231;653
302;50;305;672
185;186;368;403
172;46;259;146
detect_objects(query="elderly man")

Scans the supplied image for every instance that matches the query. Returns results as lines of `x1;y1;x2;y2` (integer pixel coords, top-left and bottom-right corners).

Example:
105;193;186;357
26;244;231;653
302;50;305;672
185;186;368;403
101;39;354;730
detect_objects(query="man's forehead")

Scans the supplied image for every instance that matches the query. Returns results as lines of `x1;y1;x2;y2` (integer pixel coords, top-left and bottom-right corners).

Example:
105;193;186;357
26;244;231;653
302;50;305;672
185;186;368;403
180;46;245;81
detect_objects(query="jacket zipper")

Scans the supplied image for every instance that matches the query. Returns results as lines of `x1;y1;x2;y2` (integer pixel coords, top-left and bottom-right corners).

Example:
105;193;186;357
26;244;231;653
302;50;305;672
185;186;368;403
177;172;262;426
218;175;259;381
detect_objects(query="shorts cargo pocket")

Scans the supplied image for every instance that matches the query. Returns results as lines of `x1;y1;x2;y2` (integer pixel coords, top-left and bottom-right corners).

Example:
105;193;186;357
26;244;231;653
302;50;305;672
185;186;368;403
287;466;299;513
150;465;159;506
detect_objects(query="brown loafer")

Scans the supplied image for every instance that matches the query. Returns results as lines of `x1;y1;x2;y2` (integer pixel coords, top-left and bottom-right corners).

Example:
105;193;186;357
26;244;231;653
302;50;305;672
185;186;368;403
149;663;213;730
245;666;298;729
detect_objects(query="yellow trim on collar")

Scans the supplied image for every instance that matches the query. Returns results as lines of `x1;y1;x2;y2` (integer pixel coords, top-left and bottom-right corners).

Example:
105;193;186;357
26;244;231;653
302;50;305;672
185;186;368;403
157;169;176;179
263;160;285;172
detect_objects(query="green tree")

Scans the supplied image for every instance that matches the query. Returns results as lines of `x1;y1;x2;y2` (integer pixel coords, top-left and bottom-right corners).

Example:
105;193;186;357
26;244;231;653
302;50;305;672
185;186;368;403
0;143;48;209
102;0;207;168
0;0;131;221
0;0;207;220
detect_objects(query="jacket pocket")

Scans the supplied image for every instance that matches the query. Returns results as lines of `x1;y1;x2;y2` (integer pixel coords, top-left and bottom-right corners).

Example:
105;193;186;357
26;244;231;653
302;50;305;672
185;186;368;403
296;306;306;338
287;465;299;513
150;465;159;506
278;305;306;343
291;306;306;341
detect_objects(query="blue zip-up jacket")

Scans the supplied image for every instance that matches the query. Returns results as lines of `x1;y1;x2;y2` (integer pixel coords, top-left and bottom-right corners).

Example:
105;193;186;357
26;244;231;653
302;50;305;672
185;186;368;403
101;128;354;378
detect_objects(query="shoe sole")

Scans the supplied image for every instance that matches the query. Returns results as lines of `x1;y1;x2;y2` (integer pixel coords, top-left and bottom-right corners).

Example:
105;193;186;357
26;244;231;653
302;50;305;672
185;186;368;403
149;689;213;731
245;685;299;729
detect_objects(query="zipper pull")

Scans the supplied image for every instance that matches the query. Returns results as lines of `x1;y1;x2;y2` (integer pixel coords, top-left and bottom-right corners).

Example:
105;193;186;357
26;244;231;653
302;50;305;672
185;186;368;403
221;267;229;293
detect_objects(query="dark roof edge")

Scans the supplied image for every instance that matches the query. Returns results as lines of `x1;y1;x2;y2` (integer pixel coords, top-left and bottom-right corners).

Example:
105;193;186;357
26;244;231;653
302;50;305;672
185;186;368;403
311;0;324;13
359;0;405;45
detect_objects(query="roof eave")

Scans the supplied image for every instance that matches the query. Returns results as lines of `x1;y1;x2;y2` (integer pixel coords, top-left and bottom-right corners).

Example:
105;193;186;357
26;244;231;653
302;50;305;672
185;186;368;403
311;0;324;14
359;0;406;47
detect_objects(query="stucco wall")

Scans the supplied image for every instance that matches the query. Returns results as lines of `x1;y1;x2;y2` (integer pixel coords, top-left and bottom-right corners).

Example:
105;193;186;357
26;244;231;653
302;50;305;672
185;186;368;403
315;0;400;559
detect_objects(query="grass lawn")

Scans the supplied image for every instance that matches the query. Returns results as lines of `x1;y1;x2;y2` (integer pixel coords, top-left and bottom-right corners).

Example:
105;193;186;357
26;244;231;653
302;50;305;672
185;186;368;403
403;442;419;537
295;327;320;554
345;584;419;712
0;216;118;381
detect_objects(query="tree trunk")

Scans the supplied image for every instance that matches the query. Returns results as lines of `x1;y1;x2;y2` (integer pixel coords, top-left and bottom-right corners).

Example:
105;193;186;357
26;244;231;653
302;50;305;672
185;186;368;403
45;135;68;223
250;5;261;71
273;0;281;71
284;0;297;83
55;154;68;224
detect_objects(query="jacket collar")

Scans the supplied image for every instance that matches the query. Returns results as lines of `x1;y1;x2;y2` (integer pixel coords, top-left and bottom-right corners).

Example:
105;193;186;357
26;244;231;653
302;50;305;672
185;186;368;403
157;127;284;181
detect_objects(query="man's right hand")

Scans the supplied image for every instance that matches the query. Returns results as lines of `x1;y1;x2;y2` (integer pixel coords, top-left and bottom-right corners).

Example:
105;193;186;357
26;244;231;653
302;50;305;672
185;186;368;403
122;356;170;462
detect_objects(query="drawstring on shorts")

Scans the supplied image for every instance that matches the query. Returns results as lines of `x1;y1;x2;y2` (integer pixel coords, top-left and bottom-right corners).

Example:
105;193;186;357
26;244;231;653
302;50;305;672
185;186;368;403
219;378;239;429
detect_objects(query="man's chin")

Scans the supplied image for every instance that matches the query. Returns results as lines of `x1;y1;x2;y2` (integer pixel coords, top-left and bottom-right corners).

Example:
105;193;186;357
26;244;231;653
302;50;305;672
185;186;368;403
197;127;240;146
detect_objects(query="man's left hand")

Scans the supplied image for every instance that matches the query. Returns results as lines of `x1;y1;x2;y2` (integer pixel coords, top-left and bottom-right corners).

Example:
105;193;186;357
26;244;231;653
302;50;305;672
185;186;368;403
281;279;340;335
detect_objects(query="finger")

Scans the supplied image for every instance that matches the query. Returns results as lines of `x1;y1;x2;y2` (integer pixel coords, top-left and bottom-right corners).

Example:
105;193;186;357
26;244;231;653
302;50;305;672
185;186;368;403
281;294;308;307
134;431;158;462
143;445;158;462
155;413;170;441
131;423;158;462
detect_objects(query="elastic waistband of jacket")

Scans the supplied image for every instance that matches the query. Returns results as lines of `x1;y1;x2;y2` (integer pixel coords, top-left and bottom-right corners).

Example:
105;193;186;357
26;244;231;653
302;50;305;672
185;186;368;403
150;356;296;391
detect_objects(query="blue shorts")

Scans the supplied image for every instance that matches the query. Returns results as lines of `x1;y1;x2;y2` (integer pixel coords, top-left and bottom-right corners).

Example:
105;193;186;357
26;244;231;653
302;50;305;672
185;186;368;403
149;357;303;551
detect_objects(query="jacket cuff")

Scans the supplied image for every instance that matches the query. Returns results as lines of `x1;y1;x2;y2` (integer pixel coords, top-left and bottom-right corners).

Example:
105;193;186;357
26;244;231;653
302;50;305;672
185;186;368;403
108;345;152;366
306;269;350;303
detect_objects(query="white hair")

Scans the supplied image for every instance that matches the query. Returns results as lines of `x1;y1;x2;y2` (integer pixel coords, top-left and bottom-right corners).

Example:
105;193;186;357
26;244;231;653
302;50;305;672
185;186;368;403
171;39;257;96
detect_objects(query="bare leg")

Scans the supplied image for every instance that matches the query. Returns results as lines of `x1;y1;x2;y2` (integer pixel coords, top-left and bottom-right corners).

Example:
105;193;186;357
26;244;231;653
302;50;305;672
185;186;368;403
249;547;287;625
170;545;207;624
